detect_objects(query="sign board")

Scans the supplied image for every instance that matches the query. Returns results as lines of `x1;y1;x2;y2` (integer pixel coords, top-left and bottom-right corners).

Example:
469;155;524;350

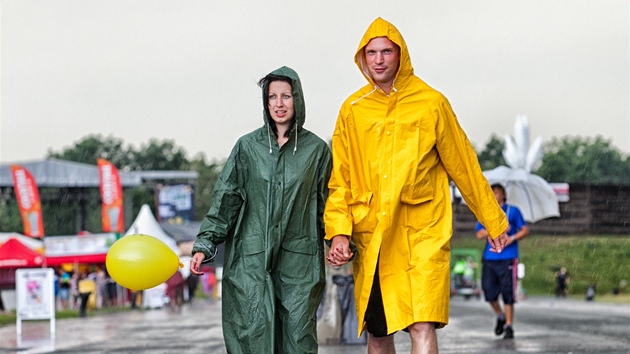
549;183;570;202
15;268;55;337
158;184;195;222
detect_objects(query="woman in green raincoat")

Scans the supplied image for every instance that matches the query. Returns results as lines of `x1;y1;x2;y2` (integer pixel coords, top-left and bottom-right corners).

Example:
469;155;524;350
190;66;332;354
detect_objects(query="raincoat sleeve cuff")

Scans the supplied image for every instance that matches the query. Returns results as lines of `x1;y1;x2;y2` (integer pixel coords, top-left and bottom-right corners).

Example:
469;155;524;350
348;242;357;262
191;240;218;263
488;218;510;239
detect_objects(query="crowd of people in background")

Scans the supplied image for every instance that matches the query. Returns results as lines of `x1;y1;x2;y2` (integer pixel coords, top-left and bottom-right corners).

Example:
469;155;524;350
53;266;109;312
50;264;214;314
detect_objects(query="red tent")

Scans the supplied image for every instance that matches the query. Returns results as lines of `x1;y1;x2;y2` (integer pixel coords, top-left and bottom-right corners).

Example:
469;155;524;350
0;238;46;288
0;238;45;268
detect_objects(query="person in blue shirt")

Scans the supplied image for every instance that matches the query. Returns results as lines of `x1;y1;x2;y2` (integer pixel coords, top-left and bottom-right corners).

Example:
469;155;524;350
475;183;529;339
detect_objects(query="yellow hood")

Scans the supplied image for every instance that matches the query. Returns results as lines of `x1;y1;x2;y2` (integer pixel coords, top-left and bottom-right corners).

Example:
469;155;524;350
354;17;413;92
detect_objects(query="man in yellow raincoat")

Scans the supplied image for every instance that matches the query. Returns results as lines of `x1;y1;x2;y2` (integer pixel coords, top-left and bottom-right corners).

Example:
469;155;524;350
324;18;509;353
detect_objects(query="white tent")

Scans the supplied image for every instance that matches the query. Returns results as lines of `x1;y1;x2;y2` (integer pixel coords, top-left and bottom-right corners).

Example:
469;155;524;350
124;204;179;255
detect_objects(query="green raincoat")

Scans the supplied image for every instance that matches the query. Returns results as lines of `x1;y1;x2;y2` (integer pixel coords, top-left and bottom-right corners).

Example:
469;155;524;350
193;66;332;353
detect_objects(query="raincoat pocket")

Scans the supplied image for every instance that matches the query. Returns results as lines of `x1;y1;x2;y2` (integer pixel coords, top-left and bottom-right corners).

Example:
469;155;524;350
282;235;320;255
280;235;322;284
242;233;265;255
400;183;433;205
350;191;374;232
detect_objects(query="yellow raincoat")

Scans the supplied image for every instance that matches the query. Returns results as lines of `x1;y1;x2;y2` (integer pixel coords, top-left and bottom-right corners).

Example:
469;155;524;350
324;18;508;335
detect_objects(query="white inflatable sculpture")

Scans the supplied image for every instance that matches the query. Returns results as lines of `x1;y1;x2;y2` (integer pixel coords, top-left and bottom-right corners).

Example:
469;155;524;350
483;115;560;223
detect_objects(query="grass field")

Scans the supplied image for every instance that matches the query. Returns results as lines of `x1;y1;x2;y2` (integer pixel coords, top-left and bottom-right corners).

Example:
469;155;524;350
451;234;630;300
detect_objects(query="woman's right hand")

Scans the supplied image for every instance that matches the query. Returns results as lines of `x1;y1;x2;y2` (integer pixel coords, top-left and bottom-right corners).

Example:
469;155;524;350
190;252;206;275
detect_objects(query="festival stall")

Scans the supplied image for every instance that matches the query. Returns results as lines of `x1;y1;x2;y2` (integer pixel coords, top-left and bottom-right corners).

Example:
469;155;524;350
44;233;118;266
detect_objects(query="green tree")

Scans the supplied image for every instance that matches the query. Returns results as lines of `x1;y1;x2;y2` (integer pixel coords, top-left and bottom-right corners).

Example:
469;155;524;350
47;134;132;167
190;153;224;220
476;134;506;171
129;139;190;171
536;136;630;184
0;199;23;233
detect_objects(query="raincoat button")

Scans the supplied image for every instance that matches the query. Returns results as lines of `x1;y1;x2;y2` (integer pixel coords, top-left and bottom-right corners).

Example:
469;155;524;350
381;212;386;216
383;175;388;179
386;131;391;135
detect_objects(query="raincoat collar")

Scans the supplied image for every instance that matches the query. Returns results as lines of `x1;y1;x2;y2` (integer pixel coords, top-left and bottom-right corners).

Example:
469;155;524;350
354;18;414;94
262;66;306;154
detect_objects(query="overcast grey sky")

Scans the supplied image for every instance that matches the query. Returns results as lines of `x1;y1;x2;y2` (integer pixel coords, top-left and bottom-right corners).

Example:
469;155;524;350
1;0;628;165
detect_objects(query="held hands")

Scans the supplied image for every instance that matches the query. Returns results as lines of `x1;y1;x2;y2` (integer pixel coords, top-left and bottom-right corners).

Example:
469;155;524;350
326;235;354;267
190;252;206;275
487;232;509;253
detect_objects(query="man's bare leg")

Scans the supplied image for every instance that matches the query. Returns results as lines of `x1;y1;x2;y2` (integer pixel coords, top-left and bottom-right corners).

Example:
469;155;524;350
490;300;503;316
505;304;514;326
368;333;396;354
408;322;438;354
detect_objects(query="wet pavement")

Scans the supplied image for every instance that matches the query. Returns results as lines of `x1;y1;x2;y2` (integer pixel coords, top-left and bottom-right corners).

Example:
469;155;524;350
0;296;628;353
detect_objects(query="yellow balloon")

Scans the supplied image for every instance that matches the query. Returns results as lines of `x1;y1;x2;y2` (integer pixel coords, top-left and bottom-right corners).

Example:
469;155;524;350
106;234;182;291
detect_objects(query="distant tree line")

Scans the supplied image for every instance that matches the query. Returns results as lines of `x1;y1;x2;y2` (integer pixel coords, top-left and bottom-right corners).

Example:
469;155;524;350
1;134;628;235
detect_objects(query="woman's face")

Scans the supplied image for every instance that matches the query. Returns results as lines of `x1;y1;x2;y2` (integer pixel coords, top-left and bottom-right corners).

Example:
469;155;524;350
267;80;294;127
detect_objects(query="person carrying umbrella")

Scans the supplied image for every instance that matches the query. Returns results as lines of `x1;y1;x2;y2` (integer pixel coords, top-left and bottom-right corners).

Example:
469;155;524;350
476;183;530;339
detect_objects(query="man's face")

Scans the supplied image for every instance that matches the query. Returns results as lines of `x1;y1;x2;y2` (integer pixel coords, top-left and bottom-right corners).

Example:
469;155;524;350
493;187;506;205
364;37;400;91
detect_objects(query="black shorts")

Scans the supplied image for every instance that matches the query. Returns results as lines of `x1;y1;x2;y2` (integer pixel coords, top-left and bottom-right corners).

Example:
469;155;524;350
482;259;518;304
364;263;439;337
364;263;389;337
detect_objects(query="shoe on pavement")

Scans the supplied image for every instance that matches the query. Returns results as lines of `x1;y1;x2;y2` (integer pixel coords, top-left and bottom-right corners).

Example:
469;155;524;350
504;326;514;339
495;317;506;336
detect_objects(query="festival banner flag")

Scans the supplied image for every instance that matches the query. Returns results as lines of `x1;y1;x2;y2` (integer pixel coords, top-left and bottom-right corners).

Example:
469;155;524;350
10;165;45;238
97;158;124;233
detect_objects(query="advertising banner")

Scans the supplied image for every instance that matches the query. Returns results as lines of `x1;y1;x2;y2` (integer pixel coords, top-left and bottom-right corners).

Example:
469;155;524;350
10;165;44;238
44;232;117;265
44;232;117;256
157;184;195;222
97;159;124;233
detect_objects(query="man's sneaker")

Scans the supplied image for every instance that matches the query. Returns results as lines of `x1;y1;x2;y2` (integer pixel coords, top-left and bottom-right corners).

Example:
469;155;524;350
504;326;514;339
494;317;506;335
